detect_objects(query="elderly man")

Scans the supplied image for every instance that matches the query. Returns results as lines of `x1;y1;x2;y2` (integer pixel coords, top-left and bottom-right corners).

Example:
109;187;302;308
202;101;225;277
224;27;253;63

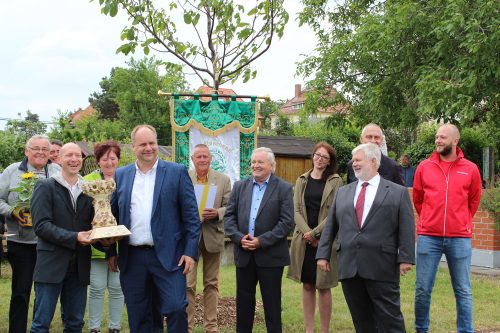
187;144;231;333
317;143;415;333
224;147;294;333
29;143;99;332
109;124;201;333
413;124;482;333
0;134;60;333
347;124;404;185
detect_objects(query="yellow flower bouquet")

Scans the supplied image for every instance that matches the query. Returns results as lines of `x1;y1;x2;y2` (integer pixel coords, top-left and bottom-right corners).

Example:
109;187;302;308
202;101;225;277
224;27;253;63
11;172;38;227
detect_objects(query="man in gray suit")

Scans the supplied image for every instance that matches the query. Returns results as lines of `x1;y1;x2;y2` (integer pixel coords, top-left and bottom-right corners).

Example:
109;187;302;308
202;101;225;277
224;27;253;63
224;147;294;333
317;143;415;333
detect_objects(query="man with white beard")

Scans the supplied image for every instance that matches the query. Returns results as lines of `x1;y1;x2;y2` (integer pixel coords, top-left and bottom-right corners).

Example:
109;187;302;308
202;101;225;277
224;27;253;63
316;143;415;333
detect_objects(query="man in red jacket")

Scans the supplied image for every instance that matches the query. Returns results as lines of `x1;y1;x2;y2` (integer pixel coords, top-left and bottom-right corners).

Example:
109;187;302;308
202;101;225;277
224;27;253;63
413;124;482;333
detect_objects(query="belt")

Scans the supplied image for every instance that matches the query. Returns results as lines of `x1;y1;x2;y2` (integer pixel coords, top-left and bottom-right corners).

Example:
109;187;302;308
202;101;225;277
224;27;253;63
130;244;154;249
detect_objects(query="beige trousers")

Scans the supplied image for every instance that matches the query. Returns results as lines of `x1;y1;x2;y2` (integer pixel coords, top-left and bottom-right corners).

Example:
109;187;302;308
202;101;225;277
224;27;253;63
186;236;222;333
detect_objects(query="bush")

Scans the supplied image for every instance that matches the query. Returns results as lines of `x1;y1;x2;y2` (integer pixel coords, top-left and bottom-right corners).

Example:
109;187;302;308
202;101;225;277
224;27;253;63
293;122;356;177
404;124;490;180
0;131;25;172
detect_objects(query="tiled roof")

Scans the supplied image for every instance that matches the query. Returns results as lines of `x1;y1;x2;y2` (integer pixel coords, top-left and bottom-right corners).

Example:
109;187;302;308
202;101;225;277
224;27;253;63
196;86;245;102
69;105;96;123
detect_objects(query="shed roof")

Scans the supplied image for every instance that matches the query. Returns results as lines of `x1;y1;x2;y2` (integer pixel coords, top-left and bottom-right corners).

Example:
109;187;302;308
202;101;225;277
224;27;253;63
257;136;315;158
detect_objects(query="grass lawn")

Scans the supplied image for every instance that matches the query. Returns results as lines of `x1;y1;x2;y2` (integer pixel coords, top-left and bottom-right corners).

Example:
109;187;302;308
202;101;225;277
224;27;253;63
1;260;499;332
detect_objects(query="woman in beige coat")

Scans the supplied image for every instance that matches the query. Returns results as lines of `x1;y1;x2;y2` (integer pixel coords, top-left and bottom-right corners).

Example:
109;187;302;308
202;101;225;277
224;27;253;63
287;141;343;333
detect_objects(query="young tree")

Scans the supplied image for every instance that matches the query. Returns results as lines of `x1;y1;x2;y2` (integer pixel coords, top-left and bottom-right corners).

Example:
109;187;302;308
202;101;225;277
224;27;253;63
110;57;189;145
298;0;499;130
95;0;288;90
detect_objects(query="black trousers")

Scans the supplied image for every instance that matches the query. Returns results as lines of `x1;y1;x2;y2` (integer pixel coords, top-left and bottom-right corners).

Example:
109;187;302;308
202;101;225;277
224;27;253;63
236;254;284;333
341;275;406;333
7;241;37;333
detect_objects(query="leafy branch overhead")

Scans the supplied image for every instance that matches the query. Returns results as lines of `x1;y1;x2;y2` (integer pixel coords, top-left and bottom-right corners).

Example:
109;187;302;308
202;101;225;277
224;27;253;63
298;0;500;130
96;0;289;90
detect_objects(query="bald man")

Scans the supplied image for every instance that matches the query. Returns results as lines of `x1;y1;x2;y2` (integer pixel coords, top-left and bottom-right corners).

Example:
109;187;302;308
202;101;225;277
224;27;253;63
413;124;482;333
347;124;404;185
30;143;98;332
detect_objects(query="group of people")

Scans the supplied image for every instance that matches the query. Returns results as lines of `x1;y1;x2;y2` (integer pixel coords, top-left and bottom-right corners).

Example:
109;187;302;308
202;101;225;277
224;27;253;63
0;122;482;333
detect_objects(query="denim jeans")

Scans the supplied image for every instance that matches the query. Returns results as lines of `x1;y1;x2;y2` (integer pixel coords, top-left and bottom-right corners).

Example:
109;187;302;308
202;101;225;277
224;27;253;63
88;259;124;330
30;270;87;333
415;235;473;333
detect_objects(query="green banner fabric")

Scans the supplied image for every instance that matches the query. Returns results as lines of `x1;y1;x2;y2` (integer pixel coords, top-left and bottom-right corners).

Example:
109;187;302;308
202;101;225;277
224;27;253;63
170;94;258;180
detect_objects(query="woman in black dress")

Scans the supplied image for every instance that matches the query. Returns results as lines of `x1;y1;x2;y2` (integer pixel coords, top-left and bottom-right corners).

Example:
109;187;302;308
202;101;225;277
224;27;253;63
288;142;343;333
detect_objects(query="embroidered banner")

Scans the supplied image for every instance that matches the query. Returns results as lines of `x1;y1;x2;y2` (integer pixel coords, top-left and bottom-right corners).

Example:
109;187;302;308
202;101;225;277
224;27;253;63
170;94;259;181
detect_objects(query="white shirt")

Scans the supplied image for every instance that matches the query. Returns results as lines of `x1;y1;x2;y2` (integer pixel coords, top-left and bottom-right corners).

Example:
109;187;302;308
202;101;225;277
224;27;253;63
353;173;381;227
129;159;158;246
62;177;83;210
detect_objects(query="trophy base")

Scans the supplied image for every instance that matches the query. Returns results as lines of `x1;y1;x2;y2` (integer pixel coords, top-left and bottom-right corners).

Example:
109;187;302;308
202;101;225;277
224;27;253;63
90;225;131;241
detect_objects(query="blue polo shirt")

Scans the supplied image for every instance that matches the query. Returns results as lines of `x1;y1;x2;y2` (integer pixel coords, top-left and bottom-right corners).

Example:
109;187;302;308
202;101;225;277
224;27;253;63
248;176;270;236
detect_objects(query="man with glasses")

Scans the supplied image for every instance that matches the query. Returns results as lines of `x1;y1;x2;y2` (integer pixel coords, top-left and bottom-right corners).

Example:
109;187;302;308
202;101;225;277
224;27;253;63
0;134;60;333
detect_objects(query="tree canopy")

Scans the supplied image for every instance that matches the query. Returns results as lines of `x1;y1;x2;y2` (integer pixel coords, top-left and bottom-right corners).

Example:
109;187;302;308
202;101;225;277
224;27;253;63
298;0;500;130
5;110;47;141
55;57;188;146
95;0;288;90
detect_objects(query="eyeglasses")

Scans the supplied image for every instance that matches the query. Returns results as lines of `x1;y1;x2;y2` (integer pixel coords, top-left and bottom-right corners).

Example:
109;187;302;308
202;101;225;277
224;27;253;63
313;152;330;161
28;146;50;153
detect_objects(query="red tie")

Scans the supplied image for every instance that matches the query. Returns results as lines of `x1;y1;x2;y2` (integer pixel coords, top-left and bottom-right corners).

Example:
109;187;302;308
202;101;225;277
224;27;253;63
356;182;369;228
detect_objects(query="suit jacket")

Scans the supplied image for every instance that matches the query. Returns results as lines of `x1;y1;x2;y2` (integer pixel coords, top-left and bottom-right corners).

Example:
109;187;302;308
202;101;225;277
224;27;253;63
224;174;294;268
188;168;231;253
347;154;404;186
31;177;94;284
316;177;415;283
110;160;201;273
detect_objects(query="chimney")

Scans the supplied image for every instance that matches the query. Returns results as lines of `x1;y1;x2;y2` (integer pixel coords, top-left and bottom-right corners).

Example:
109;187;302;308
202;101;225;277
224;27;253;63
294;84;302;98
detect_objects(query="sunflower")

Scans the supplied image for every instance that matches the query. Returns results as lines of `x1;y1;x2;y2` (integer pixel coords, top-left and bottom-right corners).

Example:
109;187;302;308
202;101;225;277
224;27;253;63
21;172;35;180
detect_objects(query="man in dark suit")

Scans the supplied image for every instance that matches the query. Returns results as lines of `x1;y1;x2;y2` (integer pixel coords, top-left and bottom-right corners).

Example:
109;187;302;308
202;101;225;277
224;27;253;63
317;143;415;333
224;147;294;333
347;123;404;185
109;124;201;333
30;143;96;332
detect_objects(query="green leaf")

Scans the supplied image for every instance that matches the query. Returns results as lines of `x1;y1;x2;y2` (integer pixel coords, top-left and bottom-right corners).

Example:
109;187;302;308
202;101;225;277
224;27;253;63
248;8;258;16
192;13;200;26
110;2;118;17
184;12;192;24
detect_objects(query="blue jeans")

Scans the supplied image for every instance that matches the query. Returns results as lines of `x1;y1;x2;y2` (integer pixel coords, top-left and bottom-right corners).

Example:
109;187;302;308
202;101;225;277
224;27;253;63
415;236;473;333
30;271;87;333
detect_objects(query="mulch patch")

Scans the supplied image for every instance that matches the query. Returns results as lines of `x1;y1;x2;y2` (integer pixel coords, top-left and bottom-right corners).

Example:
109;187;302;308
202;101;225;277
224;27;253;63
193;294;263;327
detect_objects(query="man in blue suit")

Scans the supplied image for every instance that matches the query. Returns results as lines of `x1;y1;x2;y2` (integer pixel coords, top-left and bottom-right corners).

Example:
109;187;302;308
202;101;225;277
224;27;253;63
109;124;201;333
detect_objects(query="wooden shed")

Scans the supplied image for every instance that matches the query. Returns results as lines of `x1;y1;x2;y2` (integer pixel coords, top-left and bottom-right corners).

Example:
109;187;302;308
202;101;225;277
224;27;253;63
257;136;315;185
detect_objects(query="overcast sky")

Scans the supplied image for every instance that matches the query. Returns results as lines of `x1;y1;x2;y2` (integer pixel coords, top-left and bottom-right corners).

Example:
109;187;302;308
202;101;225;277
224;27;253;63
0;0;317;129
